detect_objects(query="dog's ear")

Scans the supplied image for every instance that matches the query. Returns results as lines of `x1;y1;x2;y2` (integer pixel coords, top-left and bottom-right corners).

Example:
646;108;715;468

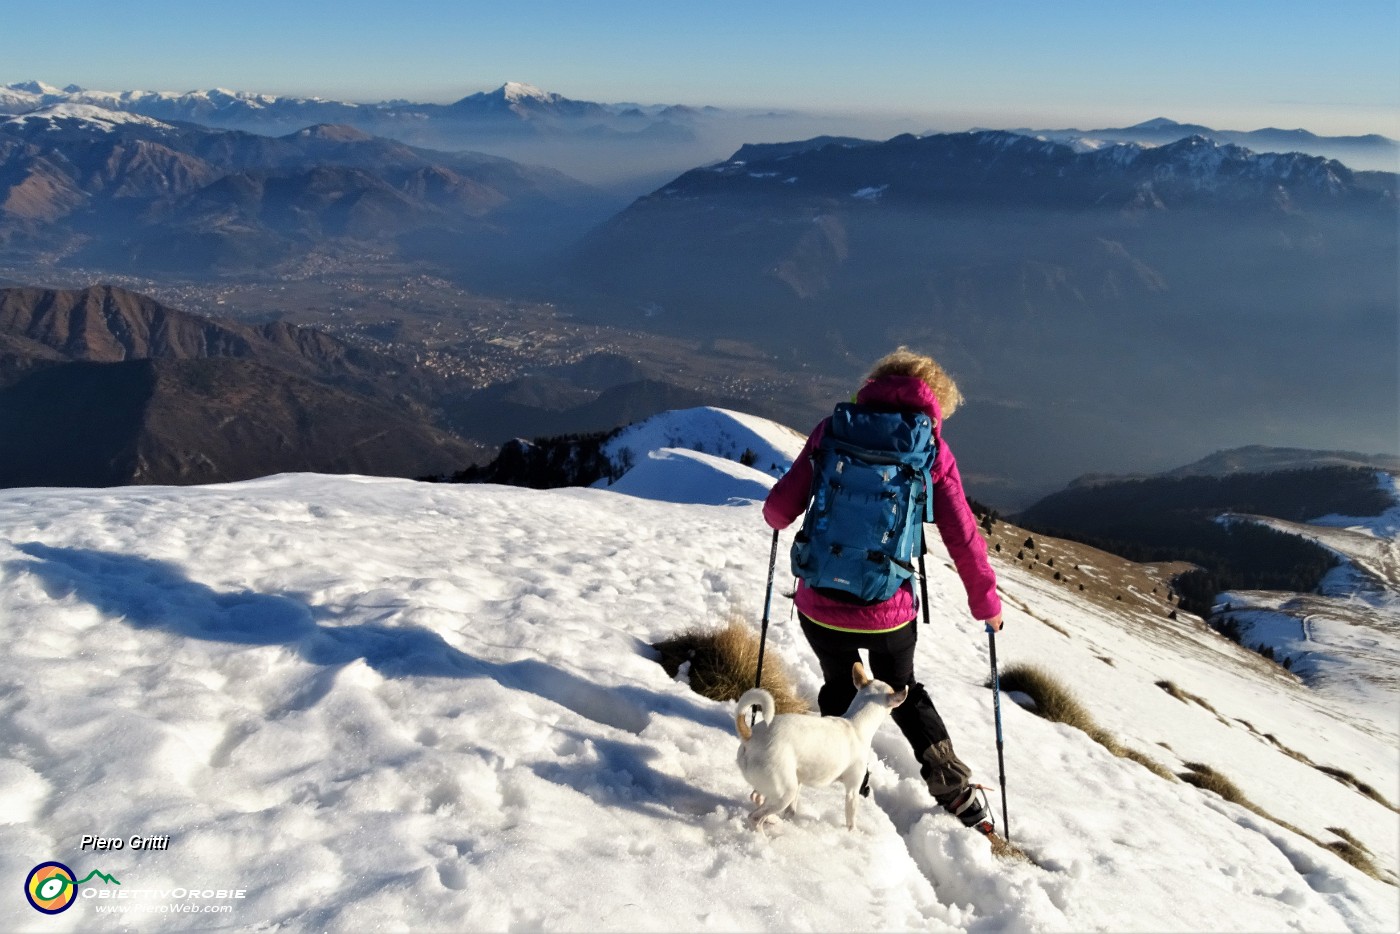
852;662;871;688
889;686;909;708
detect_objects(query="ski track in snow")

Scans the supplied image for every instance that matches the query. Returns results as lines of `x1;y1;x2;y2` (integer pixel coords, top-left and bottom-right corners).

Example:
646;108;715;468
0;436;1395;932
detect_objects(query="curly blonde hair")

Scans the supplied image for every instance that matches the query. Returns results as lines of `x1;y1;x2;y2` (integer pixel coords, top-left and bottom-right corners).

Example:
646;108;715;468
866;346;964;418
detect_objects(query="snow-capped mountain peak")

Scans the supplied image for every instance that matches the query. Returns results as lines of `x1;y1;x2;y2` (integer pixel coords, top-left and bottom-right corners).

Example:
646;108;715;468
1;102;174;132
444;81;613;120
7;79;64;96
601;406;806;485
501;81;556;104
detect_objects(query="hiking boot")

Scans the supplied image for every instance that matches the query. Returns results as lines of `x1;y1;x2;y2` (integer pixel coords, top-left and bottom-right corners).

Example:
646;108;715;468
939;784;995;835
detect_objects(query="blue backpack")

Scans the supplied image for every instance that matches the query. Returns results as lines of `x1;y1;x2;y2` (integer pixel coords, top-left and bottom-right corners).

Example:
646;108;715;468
790;403;937;604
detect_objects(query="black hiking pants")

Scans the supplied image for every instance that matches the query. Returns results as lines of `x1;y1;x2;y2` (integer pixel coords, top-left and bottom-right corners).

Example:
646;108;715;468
799;613;972;800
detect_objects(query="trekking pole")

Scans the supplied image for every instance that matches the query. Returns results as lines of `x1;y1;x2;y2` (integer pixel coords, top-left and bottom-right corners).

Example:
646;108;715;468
917;550;932;626
987;625;1010;841
754;527;780;692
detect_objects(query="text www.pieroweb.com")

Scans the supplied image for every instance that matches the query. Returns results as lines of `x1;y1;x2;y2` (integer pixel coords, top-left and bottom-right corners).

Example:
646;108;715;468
94;902;234;915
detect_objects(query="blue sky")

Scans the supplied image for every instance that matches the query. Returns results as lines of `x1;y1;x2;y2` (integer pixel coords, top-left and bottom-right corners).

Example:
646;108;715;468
6;0;1398;135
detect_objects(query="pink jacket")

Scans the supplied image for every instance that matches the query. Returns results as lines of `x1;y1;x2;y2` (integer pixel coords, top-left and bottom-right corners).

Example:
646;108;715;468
763;375;1002;632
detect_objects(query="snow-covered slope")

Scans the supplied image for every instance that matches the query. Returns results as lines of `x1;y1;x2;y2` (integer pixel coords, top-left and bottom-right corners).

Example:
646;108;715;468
0;83;335;117
0;414;1395;932
1;102;175;133
605;447;776;506
1217;473;1400;732
601;406;807;480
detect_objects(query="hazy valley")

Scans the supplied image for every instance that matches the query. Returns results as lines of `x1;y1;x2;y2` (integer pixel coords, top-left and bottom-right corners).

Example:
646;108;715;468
0;80;1395;506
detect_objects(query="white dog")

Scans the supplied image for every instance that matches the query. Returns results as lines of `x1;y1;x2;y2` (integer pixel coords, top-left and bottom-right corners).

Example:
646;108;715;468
735;662;908;830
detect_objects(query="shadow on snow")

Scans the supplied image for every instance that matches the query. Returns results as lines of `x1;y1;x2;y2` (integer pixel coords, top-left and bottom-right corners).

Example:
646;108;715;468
10;543;737;819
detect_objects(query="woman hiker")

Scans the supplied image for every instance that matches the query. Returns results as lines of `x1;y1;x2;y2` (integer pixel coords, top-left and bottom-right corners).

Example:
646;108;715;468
762;346;1004;833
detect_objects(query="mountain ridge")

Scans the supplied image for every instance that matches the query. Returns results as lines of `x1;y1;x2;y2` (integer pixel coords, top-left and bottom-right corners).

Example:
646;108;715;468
1002;116;1399;171
0;111;609;277
1068;445;1400;488
0;284;489;486
570;128;1397;504
6;81;1393;181
681;131;1385;208
0;80;703;143
8;82;1394;155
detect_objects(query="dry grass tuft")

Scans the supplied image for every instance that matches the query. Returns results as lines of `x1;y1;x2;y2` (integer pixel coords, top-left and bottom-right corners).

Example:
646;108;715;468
1155;680;1188;702
1179;762;1251;807
995;664;1176;783
1325;841;1390;882
1087;727;1125;756
653;616;809;714
1322;828;1395;882
1118;747;1179;782
1179;766;1396;885
997;664;1097;732
1155;680;1223;718
1327;827;1369;852
1316;764;1356;783
1315;766;1397;812
1189;693;1223;718
1264;733;1317;767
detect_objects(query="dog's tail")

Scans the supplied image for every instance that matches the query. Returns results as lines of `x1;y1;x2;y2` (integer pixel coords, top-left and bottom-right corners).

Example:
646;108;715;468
734;688;775;742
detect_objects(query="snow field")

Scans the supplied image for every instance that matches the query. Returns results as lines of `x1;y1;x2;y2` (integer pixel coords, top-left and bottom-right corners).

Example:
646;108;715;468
0;438;1394;931
0;476;955;931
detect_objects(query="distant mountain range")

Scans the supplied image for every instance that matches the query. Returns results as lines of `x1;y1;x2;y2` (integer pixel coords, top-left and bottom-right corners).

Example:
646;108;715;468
7;84;1393;163
1006;117;1398;173
0;106;611;277
2;82;1396;501
5;83;1395;182
571;130;1397;503
1069;446;1400;488
0;80;739;189
0;81;713;145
